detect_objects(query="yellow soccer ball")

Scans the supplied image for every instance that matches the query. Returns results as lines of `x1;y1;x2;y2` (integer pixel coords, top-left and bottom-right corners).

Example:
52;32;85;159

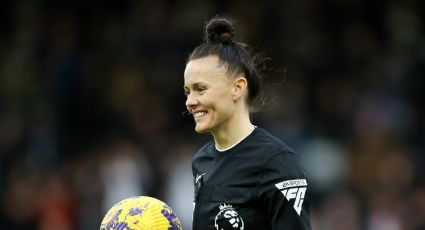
100;196;183;230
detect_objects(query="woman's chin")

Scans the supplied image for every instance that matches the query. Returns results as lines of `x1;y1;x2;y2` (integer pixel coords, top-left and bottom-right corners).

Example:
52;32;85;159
195;124;210;133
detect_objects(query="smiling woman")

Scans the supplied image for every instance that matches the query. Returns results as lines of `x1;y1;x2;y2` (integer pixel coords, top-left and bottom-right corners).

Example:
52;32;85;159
184;16;311;230
184;56;248;145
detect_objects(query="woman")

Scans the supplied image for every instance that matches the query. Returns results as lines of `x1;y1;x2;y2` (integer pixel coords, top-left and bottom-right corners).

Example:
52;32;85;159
184;17;311;230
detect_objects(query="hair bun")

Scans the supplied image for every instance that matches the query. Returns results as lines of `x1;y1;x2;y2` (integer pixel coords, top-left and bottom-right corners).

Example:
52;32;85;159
205;17;235;44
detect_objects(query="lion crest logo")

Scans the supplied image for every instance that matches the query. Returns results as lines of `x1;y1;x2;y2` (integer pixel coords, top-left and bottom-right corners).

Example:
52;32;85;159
214;204;244;230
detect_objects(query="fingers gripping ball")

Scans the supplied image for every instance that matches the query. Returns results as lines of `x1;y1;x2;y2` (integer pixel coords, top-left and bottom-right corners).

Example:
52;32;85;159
100;196;183;230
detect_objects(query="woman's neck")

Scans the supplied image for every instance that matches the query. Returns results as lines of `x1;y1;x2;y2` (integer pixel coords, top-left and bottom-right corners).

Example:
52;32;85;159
212;111;254;150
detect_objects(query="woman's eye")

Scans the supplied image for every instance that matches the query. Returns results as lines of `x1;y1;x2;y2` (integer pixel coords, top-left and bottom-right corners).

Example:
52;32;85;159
197;87;205;92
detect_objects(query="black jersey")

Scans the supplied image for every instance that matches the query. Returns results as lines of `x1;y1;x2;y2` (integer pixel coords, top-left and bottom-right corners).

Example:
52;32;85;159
192;127;311;230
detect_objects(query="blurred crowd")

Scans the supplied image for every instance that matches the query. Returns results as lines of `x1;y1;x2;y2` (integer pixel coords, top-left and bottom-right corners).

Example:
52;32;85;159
0;0;424;229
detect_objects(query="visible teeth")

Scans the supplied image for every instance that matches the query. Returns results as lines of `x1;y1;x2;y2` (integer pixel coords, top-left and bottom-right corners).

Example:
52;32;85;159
193;112;207;119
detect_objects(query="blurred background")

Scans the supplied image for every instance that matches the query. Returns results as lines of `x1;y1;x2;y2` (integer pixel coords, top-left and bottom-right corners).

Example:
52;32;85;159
0;0;424;229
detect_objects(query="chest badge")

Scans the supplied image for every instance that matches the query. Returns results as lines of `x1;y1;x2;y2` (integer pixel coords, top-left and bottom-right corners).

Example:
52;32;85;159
214;204;244;230
194;173;206;202
195;173;206;184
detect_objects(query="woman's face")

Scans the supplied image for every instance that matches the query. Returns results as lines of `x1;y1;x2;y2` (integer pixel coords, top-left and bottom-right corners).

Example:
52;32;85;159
184;56;236;133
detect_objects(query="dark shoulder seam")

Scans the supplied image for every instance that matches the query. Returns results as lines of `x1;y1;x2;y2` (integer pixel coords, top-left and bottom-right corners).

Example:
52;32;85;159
254;150;299;198
255;128;296;155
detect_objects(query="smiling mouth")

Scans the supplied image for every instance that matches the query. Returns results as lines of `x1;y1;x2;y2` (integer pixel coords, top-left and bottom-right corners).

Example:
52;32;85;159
193;111;207;120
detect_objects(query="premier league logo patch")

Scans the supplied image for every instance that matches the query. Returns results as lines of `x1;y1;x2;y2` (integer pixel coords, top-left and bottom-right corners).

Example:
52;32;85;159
214;204;244;230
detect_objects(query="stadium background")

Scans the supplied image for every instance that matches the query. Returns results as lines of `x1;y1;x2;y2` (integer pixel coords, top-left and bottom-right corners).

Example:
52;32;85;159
0;0;424;229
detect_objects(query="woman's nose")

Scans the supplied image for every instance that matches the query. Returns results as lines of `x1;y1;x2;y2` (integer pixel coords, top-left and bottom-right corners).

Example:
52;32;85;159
185;93;198;109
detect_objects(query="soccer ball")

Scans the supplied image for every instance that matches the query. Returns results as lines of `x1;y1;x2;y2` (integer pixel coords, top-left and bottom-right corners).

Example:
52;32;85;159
100;196;183;230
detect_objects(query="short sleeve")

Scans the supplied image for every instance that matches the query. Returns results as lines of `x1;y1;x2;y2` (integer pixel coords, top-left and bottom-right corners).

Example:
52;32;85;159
257;152;311;230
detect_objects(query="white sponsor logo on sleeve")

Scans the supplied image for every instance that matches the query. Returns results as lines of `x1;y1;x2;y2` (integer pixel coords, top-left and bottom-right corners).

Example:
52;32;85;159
275;179;307;215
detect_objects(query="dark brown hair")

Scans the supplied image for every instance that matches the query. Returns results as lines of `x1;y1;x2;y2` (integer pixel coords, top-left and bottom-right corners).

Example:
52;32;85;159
187;16;265;112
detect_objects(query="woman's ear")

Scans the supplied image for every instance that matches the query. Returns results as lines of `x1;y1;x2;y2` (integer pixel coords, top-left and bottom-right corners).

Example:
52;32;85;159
232;75;248;101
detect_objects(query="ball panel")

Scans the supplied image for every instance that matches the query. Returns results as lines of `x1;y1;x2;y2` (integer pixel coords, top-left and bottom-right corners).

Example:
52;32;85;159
100;196;183;230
